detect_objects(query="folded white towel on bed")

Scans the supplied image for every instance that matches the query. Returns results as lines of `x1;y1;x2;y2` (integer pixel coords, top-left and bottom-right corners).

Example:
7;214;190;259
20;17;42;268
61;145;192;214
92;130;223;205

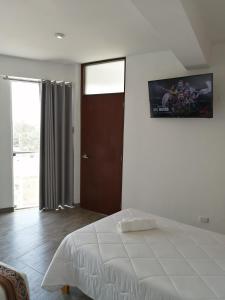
117;217;157;233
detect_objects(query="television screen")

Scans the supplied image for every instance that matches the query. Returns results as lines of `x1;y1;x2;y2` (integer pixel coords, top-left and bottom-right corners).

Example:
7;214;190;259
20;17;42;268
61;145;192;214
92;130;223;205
148;73;213;118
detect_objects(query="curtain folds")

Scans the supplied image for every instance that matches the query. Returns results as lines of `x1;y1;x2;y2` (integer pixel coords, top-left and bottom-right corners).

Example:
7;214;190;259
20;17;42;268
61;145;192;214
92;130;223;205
39;81;74;210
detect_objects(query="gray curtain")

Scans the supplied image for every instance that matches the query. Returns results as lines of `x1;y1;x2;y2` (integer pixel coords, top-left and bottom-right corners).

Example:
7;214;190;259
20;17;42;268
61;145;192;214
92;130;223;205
39;81;74;210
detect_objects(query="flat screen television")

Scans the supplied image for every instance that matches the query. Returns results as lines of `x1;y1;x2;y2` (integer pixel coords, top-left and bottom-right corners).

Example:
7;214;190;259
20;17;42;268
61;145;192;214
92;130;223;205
148;73;213;118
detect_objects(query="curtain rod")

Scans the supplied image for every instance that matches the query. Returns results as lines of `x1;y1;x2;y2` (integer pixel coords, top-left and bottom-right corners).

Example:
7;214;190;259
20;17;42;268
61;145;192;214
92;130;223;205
0;75;72;85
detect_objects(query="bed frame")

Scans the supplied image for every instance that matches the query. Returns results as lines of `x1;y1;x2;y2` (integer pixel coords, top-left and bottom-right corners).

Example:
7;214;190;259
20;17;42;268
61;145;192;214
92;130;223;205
61;285;70;294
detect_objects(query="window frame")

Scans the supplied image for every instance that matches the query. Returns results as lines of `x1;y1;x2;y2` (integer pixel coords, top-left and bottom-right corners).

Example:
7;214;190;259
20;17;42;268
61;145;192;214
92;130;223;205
81;57;126;96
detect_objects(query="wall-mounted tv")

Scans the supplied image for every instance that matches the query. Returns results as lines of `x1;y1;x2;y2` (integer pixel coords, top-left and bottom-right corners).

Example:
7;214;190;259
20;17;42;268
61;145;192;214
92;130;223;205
148;73;213;118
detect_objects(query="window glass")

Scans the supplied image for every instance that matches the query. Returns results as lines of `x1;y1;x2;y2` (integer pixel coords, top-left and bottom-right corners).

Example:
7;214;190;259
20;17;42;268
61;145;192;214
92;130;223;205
85;60;125;95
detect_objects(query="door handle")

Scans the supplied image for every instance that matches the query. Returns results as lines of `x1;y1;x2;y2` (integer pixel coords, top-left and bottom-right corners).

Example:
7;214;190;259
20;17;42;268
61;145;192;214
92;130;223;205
82;154;89;159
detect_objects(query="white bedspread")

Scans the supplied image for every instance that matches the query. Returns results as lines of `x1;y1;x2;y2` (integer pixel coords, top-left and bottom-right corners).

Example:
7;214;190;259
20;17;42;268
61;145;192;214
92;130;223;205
42;209;225;299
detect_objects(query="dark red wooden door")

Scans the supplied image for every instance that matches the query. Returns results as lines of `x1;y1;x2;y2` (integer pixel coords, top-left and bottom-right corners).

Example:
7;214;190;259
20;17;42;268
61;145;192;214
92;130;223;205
80;92;124;215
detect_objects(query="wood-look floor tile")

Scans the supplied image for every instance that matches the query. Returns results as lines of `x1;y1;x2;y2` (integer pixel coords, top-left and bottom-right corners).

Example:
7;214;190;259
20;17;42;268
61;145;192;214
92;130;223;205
0;207;103;299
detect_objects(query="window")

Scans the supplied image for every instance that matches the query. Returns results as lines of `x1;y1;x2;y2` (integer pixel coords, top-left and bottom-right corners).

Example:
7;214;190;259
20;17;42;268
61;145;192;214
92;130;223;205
11;81;40;209
84;60;125;95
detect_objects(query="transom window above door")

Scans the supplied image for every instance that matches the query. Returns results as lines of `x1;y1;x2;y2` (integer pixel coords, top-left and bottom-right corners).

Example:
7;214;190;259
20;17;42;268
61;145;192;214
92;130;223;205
84;59;125;95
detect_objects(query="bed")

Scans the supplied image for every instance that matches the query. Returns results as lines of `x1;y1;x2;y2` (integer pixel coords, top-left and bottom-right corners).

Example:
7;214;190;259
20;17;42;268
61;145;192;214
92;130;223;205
42;209;225;299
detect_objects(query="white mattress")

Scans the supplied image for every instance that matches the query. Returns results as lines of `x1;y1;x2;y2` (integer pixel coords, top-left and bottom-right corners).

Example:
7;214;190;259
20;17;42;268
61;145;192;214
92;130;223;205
42;209;225;299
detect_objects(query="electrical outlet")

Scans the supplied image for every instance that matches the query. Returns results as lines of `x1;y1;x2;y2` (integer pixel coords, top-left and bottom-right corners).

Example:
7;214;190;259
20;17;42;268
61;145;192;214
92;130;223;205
199;216;210;224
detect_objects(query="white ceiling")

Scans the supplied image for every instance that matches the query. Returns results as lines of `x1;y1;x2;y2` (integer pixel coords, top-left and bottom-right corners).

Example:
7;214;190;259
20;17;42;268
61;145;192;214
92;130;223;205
193;0;225;44
0;0;165;63
0;0;224;65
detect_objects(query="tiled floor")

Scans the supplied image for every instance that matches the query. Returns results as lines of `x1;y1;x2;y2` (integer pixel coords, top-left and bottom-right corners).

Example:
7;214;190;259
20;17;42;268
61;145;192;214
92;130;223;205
0;207;104;299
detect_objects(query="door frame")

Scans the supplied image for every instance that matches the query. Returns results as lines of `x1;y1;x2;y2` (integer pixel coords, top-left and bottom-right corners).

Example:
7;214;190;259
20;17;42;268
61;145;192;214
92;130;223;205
80;57;126;210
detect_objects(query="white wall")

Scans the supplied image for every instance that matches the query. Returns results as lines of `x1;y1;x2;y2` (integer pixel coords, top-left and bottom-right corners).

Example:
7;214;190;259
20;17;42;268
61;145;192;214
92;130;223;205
122;44;225;234
0;79;13;209
0;55;80;209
